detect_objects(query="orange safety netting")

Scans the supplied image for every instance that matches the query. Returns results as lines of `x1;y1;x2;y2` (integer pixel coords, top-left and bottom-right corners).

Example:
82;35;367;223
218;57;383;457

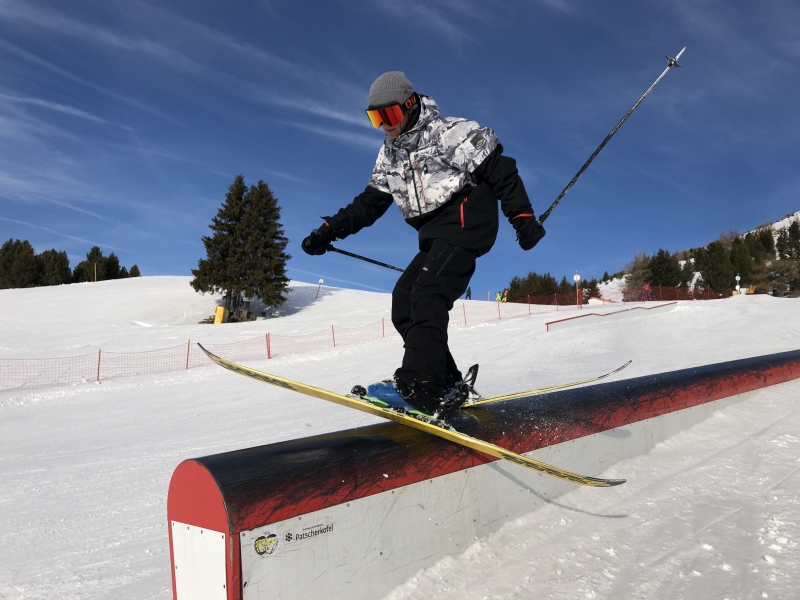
0;290;731;393
0;352;100;393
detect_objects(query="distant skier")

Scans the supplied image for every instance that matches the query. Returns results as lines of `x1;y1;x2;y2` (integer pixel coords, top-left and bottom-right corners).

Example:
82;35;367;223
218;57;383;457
302;71;545;416
496;292;502;303
465;286;471;300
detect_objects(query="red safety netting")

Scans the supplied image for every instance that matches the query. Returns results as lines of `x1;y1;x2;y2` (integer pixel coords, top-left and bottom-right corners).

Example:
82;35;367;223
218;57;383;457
621;285;732;302
0;352;100;393
102;343;194;380
0;288;734;393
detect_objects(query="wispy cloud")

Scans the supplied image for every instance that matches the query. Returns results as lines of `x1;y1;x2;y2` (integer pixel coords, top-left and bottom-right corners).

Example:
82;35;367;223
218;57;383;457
253;89;372;129
0;92;107;123
290;268;392;293
0;171;116;222
276;120;382;151
0;215;106;247
534;0;576;15
0;0;206;74
129;0;298;72
371;0;474;47
0;39;166;118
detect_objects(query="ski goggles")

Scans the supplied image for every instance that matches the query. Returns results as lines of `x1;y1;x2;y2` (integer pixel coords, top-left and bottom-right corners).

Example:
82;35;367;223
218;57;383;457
365;94;418;129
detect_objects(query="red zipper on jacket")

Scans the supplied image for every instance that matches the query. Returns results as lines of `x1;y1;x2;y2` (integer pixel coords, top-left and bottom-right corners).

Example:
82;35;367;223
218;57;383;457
460;197;468;228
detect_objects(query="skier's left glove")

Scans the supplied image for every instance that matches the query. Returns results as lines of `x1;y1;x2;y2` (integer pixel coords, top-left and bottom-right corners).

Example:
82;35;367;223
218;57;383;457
301;223;334;256
512;214;546;251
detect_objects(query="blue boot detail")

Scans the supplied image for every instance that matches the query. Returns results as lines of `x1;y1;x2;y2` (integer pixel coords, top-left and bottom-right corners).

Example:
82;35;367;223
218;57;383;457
365;381;431;415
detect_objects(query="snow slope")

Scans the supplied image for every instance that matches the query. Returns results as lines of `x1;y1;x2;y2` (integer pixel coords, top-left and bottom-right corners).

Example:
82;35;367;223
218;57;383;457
1;277;799;600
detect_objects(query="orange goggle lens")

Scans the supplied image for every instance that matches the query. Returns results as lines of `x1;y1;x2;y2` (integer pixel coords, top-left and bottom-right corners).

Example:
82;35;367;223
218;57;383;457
365;104;406;129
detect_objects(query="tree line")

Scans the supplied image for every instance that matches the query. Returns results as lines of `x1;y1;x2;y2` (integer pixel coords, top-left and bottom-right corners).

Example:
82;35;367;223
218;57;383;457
621;222;799;297
507;217;800;301
507;271;600;302
0;240;140;290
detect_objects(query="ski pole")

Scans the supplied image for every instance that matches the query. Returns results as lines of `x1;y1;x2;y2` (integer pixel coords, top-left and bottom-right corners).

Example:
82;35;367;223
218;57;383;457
537;47;686;225
325;244;405;272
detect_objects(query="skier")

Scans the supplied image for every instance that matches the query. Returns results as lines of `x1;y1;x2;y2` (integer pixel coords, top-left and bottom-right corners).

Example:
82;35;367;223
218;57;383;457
465;286;471;300
301;71;545;417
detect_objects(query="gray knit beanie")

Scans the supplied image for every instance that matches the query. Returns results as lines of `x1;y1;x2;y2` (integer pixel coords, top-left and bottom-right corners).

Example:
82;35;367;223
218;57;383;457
368;71;414;108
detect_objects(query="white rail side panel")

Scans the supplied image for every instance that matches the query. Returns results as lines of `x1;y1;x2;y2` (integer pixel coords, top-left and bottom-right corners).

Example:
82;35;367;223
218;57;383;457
172;521;227;600
238;390;755;599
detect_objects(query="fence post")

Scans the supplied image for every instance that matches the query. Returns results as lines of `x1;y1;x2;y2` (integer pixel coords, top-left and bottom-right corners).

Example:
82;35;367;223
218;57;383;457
96;349;102;382
555;293;558;312
658;285;662;301
266;333;271;359
497;302;501;320
331;325;336;347
186;340;191;370
382;318;385;337
462;303;467;325
527;295;531;315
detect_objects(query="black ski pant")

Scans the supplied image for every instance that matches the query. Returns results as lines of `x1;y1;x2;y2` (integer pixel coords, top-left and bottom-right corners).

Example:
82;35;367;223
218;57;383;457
392;240;477;396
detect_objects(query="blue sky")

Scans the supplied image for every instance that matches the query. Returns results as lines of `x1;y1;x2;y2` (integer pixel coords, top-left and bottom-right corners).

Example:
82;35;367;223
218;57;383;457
1;1;799;297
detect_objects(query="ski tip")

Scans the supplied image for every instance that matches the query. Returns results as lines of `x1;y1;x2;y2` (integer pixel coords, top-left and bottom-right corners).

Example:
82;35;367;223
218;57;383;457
596;477;626;487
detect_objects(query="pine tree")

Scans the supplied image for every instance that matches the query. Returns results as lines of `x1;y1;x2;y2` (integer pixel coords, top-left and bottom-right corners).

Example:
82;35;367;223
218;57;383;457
0;239;41;288
744;231;767;263
757;227;775;258
38;249;71;285
788;221;800;260
73;246;107;282
679;259;695;287
729;238;752;283
558;275;573;295
507;271;560;300
622;251;650;300
700;241;734;292
128;265;141;277
105;253;122;279
584;278;600;300
648;249;681;286
190;175;290;314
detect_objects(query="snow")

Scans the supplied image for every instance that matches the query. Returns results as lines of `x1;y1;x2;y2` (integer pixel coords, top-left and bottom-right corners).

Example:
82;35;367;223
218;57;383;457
751;209;800;236
1;277;799;600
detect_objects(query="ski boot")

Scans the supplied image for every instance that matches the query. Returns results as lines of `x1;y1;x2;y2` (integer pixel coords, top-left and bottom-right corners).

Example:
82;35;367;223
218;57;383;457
353;374;457;427
351;379;442;421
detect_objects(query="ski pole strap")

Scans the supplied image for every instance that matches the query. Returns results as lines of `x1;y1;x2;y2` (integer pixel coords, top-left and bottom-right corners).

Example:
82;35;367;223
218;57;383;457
537;47;686;226
325;245;405;273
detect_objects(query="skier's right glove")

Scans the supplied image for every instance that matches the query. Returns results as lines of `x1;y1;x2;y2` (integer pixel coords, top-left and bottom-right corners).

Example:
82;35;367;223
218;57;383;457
301;223;334;256
512;214;546;251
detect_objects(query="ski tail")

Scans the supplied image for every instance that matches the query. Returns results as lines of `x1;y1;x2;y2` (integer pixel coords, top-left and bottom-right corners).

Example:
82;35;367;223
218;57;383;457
470;360;632;406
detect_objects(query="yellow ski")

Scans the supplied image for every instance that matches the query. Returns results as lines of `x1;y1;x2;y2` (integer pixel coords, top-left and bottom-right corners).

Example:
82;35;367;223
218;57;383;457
199;344;625;488
468;360;632;406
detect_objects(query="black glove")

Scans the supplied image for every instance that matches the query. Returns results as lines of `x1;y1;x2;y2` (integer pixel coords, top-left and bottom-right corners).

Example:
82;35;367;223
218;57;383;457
512;214;546;251
301;224;334;256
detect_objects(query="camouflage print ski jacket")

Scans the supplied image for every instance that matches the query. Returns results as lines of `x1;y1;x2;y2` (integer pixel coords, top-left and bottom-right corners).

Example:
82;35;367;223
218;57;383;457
324;95;534;256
